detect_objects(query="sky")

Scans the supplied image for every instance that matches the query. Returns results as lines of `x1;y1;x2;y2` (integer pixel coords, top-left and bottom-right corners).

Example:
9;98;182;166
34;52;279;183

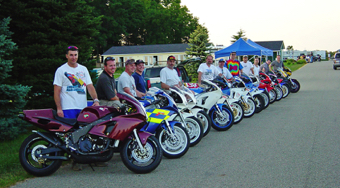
180;0;340;51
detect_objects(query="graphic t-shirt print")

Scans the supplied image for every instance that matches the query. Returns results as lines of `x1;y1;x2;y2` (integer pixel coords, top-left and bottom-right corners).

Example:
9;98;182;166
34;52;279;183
64;71;87;94
227;60;240;76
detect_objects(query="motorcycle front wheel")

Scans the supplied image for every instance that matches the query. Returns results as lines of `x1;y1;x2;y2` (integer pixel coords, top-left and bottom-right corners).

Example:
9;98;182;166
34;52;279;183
209;105;234;131
290;79;300;93
243;98;256;118
274;86;283;101
120;135;162;174
196;110;212;137
156;124;190;158
281;83;290;98
259;91;270;109
253;94;265;113
229;101;244;124
19;133;63;177
268;89;277;104
182;116;203;147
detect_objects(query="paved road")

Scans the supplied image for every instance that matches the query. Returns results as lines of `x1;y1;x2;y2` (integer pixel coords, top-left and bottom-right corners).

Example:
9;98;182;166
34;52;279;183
13;61;340;188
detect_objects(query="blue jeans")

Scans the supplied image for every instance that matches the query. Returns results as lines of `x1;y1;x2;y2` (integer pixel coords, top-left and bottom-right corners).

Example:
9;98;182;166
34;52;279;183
63;109;81;119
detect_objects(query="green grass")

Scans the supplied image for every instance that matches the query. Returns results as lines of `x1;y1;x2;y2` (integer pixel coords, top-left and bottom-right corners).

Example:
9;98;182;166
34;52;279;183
0;132;34;188
284;62;306;72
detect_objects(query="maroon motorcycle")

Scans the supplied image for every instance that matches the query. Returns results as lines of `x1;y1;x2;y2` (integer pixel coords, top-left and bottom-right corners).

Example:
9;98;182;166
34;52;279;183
18;92;162;176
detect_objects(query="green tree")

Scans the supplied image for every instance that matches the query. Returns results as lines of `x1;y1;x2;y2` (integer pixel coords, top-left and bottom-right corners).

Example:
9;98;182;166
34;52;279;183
231;29;247;43
0;17;31;141
185;25;210;82
286;45;294;59
0;0;101;109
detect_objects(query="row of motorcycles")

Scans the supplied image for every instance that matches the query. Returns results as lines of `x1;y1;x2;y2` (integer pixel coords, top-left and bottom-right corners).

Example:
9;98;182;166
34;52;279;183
18;67;300;176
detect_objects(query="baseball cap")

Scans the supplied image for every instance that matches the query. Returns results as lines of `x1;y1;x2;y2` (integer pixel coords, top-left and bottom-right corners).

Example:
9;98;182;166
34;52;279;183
219;59;225;62
125;59;135;66
167;55;176;61
135;59;145;65
243;55;248;58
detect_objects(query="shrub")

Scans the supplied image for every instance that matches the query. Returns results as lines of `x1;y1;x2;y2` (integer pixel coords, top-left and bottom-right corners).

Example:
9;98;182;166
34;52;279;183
296;59;307;64
285;59;296;65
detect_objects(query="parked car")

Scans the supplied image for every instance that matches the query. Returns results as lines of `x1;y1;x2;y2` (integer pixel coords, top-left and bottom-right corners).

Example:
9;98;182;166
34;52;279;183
144;66;191;89
333;53;340;70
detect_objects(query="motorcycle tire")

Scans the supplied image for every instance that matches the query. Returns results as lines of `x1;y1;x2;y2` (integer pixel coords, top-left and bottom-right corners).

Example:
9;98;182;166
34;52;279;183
156;124;190;159
19;133;63;177
209;105;234;131
290;79;300;93
259;91;270;110
196;110;212;137
268;89;277;104
253;94;265;113
243;98;256;118
230;101;244;124
120;135;162;174
184;116;203;147
274;86;283;101
281;84;290;98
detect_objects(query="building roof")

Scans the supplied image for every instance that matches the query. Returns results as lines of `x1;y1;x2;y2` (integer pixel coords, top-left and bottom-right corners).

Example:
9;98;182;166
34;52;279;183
102;43;190;55
254;41;285;51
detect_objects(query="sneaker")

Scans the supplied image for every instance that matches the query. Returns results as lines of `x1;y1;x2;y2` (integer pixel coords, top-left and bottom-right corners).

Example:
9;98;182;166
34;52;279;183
94;162;108;167
72;162;83;171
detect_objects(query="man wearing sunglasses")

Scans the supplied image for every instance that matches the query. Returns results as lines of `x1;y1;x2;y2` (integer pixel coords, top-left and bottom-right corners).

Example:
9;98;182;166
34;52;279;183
53;46;102;171
95;57;121;108
53;46;99;119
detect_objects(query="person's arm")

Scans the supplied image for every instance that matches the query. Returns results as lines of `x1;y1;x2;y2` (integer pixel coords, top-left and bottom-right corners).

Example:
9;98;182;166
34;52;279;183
161;82;171;90
136;89;145;98
198;72;203;85
54;85;63;117
269;64;273;72
87;84;99;106
123;87;134;97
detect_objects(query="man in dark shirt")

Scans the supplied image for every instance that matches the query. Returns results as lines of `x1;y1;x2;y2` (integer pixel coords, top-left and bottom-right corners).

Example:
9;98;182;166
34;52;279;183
132;59;147;95
95;56;121;108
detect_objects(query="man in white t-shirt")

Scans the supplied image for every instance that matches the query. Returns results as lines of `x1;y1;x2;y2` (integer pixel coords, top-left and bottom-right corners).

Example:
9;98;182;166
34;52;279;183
253;57;260;76
197;55;221;84
240;55;254;76
117;59;144;98
160;55;181;90
216;59;234;80
53;46;99;119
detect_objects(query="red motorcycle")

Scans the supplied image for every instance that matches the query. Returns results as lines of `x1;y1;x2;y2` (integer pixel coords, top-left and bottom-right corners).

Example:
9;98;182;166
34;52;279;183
258;71;280;103
18;92;162;176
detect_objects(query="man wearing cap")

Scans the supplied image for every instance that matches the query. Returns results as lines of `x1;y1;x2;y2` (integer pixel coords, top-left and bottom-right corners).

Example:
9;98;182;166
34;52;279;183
197;55;221;85
160;55;181;90
117;59;144;98
132;60;147;95
95;56;121;108
240;55;254;75
216;59;234;80
225;52;243;77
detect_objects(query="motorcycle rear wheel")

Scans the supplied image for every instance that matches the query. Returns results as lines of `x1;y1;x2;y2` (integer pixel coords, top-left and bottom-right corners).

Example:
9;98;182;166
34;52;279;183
196;110;212;137
209;105;234;131
120;135;162;174
156;124;190;159
19;133;63;177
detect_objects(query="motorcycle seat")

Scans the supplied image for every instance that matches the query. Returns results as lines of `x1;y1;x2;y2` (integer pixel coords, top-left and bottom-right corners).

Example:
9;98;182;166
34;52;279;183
52;110;78;126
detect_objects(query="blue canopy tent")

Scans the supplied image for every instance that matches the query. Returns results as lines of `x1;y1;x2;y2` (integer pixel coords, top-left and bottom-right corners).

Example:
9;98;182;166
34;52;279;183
246;39;273;56
215;38;262;58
